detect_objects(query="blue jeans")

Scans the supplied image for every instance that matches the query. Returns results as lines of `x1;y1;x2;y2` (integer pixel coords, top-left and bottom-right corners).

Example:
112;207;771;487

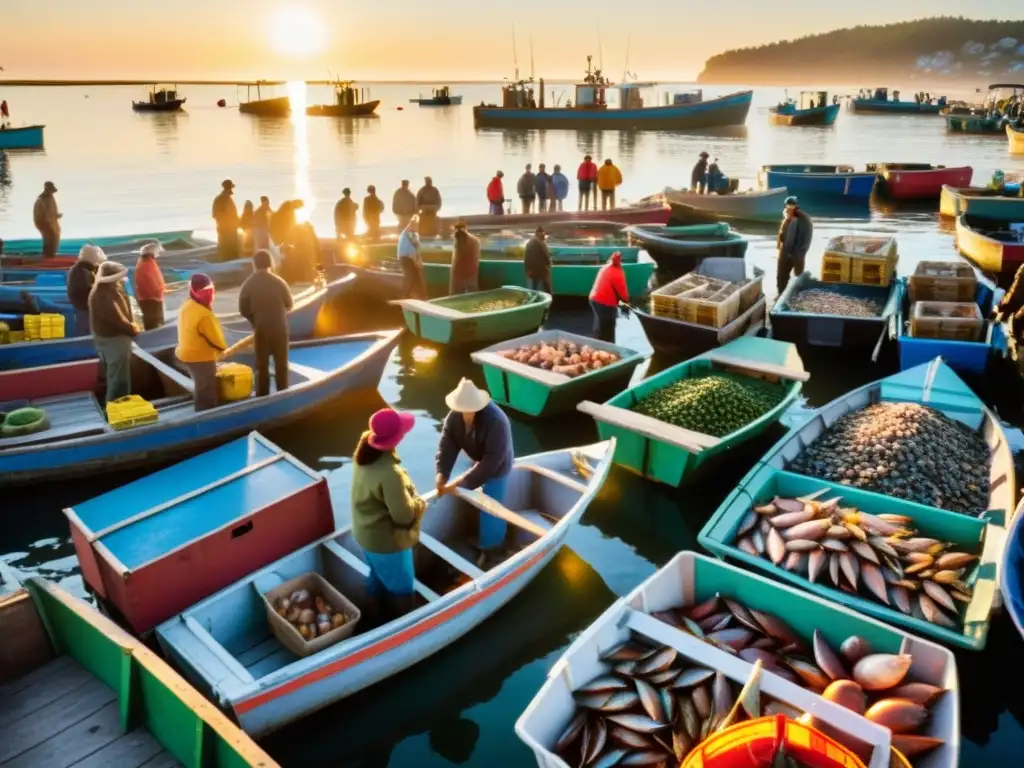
364;549;415;597
478;474;511;551
526;277;551;294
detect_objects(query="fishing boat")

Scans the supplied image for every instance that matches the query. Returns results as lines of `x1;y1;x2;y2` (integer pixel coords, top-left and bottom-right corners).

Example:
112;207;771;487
955;213;1024;278
578;336;807;486
626;223;748;271
306;81;379;117
851;87;945;115
471;330;647;417
1001;497;1024;641
700;357;1014;650
0;329;400;486
357;233;640;265
0;125;45;150
944;84;1024;133
0;274;352;371
473;59;751;131
156;439;615;736
238;81;291;117
0;228;196;257
771;272;900;354
870;163;973;201
132;84;186;112
939;184;1024;219
760;165;877;202
0;579;276;766
393;286;552;346
517;551;959;768
768;91;840;126
1009;122;1024;153
418;202;671;236
326;262;405;302
659;187;788;223
410;86;462;106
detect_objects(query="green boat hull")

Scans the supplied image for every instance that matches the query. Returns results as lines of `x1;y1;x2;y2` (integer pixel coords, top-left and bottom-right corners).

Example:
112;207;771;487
401;286;552;345
361;240;640;264
421;260;655;298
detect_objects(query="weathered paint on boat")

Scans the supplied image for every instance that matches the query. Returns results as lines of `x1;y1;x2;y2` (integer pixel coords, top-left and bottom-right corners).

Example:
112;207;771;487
471;330;647;417
1008;122;1024;154
156;439;615;736
939;184;1024;219
578;336;806;486
761;165;877;201
1001;497;1024;641
955;214;1024;276
0;125;45;149
873;164;973;200
2;578;276;767
663;187;788;222
852;99;942;115
358;238;641;264
768;102;840;126
946;112;1004;133
395;286;552;345
516;551;960;768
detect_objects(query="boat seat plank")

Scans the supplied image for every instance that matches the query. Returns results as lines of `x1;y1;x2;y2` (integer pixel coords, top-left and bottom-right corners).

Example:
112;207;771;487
577;400;720;454
246;647;297;680
453;487;549;539
2;698;123;768
516;510;556;534
390;298;467;320
131;344;195;393
69;730;167;768
236;636;286;669
0;658;95;722
516;462;588;495
703;351;810;382
418;533;485;579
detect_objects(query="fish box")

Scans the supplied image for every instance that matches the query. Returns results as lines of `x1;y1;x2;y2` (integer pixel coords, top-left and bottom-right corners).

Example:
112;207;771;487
263;572;361;658
64;432;336;634
820;253;851;283
850;257;897;287
908;262;977;303
910;301;983;341
825;234;898;263
699;465;1001;651
217;362;254;402
651;276;750;328
471;330;647;417
393;286;552;346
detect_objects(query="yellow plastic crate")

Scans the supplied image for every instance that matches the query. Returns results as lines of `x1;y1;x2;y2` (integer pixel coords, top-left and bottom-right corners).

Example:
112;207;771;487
23;314;40;341
850;256;896;286
105;395;159;431
819;253;851;283
217;362;254;402
9;330;24;343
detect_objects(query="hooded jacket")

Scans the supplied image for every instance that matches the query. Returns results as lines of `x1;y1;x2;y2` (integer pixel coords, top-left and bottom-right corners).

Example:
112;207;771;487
88;268;137;338
67;261;98;311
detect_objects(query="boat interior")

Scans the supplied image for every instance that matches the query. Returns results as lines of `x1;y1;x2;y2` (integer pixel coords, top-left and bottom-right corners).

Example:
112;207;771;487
778;274;896;317
866;163;937;173
173;449;597;684
964;214;1024;241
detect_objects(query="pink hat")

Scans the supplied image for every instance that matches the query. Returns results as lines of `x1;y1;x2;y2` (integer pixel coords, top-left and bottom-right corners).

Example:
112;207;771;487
367;408;415;451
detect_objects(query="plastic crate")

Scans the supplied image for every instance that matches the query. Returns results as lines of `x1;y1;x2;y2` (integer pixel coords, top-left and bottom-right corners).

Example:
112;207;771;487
850;256;896;286
825;234;898;261
737;272;764;311
105;395;159;430
652;274;744;328
819;253;851;283
22;314;40;341
910;300;984;341
908;261;977;303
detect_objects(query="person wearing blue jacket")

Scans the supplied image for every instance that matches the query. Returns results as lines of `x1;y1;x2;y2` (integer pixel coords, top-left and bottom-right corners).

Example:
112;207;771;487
535;164;553;212
551;165;570;211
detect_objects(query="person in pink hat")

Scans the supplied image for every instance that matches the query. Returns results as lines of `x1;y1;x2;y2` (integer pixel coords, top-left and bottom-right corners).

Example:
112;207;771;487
351;408;425;621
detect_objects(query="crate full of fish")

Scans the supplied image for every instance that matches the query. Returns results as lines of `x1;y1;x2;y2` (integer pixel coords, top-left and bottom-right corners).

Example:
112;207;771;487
910;302;983;341
908;262;976;303
516;551;959;768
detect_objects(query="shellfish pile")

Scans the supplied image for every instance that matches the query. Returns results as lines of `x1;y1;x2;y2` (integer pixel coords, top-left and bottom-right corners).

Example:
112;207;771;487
733;495;977;627
787;289;882;317
496;340;620;377
787;402;990;516
274;588;348;642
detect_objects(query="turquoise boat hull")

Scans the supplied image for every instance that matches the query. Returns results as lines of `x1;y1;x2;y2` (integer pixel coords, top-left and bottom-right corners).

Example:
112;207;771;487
360;240;640;264
1;229;195;256
0;125;45;149
399;286;552;346
421;260;655;299
853;99;942;115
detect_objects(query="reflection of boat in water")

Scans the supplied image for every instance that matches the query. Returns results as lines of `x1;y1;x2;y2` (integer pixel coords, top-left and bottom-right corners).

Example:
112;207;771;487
132;84;186;112
238;81;291;117
410;86;462;106
306;81;379;117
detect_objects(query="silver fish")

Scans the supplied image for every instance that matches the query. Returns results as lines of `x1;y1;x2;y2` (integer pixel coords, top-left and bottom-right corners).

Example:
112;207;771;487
749;609;801;646
579;675;631;694
584;716;608;765
821;539;849;552
575;691;613;709
605;713;670;733
767;527;787;565
634;647;677;676
737;508;758;538
770;508;817;529
672;667;715;689
785;539;820;552
591;748;628;768
890;585;912;615
707;628;755;651
554;710;587;752
808;549;826;582
773;497;805;514
812;629;849;681
608;724;654;750
692;685;712;720
678;695;699;739
686;593;721;621
850;541;880;564
636;678;668;723
601;690;641;712
602;641;648;662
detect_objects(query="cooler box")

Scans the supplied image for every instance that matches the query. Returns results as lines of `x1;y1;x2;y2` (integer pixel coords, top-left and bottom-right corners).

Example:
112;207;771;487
217;362;254;402
64;432;336;634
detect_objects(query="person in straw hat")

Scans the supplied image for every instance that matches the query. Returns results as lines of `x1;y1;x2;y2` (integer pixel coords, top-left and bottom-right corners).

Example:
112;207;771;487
67;244;105;336
436;378;514;563
88;261;139;403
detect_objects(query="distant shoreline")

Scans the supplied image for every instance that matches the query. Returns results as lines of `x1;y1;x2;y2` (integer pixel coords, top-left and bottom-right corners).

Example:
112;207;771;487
0;79;580;87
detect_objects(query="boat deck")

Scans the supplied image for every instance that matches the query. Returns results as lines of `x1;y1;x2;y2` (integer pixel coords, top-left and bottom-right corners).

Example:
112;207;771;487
0;656;181;768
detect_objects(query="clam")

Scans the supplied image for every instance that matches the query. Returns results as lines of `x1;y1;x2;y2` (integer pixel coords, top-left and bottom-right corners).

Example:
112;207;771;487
853;653;912;691
821;679;867;715
864;698;929;734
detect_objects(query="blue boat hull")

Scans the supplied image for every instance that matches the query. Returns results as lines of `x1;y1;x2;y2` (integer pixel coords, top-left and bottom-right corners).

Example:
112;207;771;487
768;103;840;126
763;169;877;201
852;100;941;115
473;91;752;130
0;125;45;149
1002;497;1024;640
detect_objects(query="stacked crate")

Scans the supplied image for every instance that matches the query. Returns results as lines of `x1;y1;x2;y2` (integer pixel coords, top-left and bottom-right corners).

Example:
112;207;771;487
819;235;898;286
22;313;66;341
908;261;976;303
651;272;763;328
910;301;984;341
106;395;159;430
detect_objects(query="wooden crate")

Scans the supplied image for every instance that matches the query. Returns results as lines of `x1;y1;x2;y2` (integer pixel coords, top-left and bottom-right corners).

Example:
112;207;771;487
825;234;898;261
651;274;728;319
909;261;977;303
738;273;764;311
850;256;896;286
819;253;851;283
911;300;984;341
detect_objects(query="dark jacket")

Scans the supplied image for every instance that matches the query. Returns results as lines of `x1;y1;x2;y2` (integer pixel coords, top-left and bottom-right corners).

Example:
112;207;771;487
778;210;813;259
392;187;417;217
523;237;552;279
238;269;294;339
452;231;481;280
535;171;552;198
88;282;137;338
435;402;514;490
691;159;708;186
517;172;537;199
416;185;442;211
363;195;384;224
334;197;358;234
67;261;97;311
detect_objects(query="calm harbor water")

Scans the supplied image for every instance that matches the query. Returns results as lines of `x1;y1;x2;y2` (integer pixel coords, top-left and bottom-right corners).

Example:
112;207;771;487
3;82;1024;766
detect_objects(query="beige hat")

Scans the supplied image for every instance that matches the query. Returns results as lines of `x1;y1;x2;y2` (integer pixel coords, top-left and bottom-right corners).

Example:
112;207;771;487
78;245;106;266
445;378;491;413
96;261;128;284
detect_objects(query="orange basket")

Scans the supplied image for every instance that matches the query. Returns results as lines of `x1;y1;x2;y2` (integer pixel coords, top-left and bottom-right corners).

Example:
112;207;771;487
681;714;866;768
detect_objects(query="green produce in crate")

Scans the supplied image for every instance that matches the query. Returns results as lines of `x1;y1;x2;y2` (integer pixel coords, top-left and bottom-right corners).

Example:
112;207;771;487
435;289;538;314
631;372;786;437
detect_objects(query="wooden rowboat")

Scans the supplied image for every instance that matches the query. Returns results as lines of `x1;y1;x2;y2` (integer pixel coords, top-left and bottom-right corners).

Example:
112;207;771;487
0;578;276;767
659;187;789;223
578;336;807;486
471;330;648;417
0;229;196;257
871;164;973;201
516;551;959;768
627;223;748;271
392;286;551;346
156;439;615;736
939;184;1024;219
0;125;45;150
0;328;401;486
955;213;1024;279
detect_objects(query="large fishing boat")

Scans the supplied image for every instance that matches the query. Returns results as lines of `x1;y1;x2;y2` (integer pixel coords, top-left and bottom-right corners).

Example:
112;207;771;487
306;81;380;117
768;91;840;126
410;86;462;106
944;83;1024;133
852;87;946;115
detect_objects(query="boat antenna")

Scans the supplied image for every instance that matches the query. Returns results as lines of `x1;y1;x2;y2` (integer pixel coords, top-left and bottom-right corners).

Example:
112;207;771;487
529;29;535;82
622;33;631;82
511;23;520;82
597;22;604;72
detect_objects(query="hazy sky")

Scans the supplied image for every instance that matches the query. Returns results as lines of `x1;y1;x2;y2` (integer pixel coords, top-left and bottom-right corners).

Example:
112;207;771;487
7;1;1023;80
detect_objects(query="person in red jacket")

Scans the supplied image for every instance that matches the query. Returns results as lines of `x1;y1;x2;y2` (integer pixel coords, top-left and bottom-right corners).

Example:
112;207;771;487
133;242;167;330
588;251;629;343
576;154;599;212
486;171;505;215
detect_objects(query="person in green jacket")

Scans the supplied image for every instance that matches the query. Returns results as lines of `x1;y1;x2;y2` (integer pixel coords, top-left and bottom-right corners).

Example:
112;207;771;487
351;407;425;621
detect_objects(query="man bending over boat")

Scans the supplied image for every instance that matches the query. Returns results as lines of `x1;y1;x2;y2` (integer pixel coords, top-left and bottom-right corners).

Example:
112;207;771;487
239;250;293;397
435;379;514;568
776;196;813;297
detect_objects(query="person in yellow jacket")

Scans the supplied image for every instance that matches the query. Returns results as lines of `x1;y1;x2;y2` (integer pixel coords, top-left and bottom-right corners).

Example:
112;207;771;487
175;273;228;411
596;158;623;211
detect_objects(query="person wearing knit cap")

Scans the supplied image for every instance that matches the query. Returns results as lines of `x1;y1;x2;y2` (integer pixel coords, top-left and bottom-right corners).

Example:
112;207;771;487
88;261;137;403
239;249;293;397
67;245;105;335
588;251;629;343
134;243;166;330
176;273;228;411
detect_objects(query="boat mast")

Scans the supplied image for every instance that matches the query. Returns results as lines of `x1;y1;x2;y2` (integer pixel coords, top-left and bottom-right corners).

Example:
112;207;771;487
511;24;520;82
622;34;631;82
529;29;535;82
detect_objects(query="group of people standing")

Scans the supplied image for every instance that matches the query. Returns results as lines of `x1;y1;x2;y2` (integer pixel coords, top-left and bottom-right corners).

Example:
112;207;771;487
486;155;623;215
334;177;444;241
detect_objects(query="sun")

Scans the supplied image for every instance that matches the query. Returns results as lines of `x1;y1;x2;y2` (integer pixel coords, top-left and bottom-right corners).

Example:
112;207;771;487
267;6;327;58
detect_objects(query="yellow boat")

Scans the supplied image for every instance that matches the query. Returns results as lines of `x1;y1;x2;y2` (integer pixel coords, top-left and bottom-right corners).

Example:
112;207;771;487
1009;122;1024;154
956;213;1024;275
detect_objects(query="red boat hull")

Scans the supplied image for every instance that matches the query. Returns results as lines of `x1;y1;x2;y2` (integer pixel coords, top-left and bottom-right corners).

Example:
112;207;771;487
880;165;973;200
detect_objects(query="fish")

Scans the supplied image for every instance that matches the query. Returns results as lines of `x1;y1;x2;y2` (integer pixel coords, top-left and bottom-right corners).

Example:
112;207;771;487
740;647;781;668
894;537;944;554
697;611;731;633
878;513;914;525
861;562;890;604
751;529;766;555
891;682;946;708
591;749;628;768
687;594;721;621
770;508;817;529
826;525;852;540
785;658;830;691
838;636;871;667
812;630;849;680
652;610;682;629
784;552;805;572
602;642;648;662
636;678;668;723
782;519;831;541
709;614;733;632
951;590;973;604
635;647;677;676
678;695;699;740
608;724;653;750
903;552;934;566
785;539;820;552
839;551;859;589
737;509;758;537
600;691;642;712
864;698;929;734
660;688;676;725
583;717;608;766
821;539;848;552
604;714;670;733
852;653;912;691
750;609;802;647
767;527;787;564
671;667;715;689
843;521;868;542
647;669;680;686
808;549;826;583
932;570;960;585
620;750;670;766
750;636;776;650
579;675;631;694
681;616;706;639
918;593;956;628
575;691;613;709
707;628;755;651
554;710;587;752
614;660;637;676
869;536;899;559
853;511;909;537
671;728;692;762
829;552;841;585
821;679;866;715
691;685;711;720
712;672;735;716
890;734;946;758
922;580;957;612
935;552;977;570
773;497;805;514
850;540;880;564
890;585;912;615
755;503;778;516
904;561;933;576
723;597;763;633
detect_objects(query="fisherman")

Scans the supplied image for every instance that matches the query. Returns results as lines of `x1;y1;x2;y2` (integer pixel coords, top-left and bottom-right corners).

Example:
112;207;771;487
706;158;726;194
33;181;62;258
416;176;443;236
524;226;553;295
691;151;710;194
271;199;300;246
175;273;227;411
450;221;481;295
363;185;385;241
551;165;569;212
589;251;629;343
252;196;273;252
239;200;254;243
211;179;240;262
577;154;599;211
597;158;623;210
133;243;166;330
67;245;104;336
89;261;138;403
351;408;425;622
392;180;417;231
517;164;537;214
535;163;553;213
239;249;294;397
776;196;813;296
334;188;358;240
0;100;9;126
397;216;427;299
281;217;320;284
435;378;514;567
486;171;506;215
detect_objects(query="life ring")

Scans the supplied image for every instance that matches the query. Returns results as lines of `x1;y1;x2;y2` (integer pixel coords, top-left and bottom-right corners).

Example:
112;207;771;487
0;407;50;438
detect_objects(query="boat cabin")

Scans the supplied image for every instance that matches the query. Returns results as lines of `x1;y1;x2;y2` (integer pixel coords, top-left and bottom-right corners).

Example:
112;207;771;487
798;91;832;110
499;79;537;109
672;90;703;105
860;87;890;101
332;81;370;107
147;85;180;105
433;86;452;100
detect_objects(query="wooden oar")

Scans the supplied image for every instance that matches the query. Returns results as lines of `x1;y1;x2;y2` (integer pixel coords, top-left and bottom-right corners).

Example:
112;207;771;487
220;333;255;358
